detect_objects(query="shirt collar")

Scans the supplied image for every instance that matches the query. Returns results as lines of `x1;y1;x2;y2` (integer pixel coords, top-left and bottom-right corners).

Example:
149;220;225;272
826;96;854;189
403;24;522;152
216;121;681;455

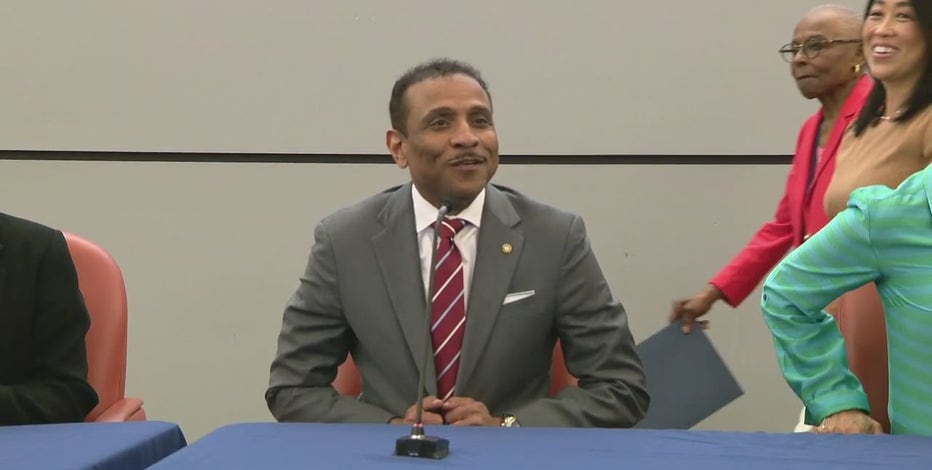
412;185;485;233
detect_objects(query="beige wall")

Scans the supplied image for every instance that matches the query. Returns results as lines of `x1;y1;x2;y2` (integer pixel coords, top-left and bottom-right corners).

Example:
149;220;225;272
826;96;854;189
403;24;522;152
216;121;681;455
0;160;799;439
0;0;862;154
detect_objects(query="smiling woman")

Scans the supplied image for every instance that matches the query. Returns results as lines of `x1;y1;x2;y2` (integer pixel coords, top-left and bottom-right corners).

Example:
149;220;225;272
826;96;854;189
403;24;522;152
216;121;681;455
824;0;932;216
0;0;865;156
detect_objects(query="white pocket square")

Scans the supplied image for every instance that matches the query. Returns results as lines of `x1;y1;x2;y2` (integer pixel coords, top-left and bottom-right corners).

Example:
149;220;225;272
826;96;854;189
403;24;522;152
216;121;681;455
503;290;535;305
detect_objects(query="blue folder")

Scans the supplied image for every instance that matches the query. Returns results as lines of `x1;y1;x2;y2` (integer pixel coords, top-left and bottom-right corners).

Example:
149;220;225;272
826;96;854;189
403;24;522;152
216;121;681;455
634;323;744;429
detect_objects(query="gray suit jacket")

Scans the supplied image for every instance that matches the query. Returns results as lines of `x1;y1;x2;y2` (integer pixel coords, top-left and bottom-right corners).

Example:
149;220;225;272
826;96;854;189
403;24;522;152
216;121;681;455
266;183;648;427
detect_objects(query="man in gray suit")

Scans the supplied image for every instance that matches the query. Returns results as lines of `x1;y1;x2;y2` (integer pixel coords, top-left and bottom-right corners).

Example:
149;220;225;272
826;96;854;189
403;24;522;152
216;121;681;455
266;58;648;428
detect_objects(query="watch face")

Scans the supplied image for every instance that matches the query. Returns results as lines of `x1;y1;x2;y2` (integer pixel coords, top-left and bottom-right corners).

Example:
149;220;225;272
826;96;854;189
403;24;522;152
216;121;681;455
502;415;520;427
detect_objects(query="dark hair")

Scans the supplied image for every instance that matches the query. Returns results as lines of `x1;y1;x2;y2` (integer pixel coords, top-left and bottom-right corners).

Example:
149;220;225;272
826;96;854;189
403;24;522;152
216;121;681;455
388;58;492;135
854;0;932;135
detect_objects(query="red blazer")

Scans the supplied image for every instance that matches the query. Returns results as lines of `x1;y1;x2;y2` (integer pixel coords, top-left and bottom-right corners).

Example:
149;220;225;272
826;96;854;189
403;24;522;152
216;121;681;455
710;75;873;306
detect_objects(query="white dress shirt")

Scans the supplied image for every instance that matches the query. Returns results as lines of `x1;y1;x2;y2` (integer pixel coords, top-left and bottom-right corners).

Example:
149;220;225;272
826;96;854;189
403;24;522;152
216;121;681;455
412;186;484;309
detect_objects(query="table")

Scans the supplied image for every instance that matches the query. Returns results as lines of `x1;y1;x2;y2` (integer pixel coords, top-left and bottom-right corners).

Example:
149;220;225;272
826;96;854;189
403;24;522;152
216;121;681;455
148;422;932;469
0;421;186;470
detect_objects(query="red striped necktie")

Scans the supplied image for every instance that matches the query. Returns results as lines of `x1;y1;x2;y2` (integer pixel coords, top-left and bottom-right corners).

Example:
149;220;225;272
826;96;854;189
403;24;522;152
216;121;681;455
430;218;468;401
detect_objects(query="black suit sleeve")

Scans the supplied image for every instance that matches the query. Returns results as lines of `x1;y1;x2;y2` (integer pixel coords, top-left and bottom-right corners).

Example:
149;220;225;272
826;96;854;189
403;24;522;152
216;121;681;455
0;230;98;425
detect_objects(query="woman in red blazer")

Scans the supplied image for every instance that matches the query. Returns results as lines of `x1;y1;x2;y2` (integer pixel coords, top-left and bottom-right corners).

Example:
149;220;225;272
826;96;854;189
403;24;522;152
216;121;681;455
670;5;883;428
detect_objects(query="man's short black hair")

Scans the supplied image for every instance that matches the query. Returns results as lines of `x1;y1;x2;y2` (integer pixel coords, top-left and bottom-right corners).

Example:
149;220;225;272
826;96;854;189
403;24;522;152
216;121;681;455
389;58;492;135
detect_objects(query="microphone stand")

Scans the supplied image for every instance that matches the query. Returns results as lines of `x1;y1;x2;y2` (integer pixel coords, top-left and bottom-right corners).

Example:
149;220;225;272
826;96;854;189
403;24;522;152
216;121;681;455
394;201;452;460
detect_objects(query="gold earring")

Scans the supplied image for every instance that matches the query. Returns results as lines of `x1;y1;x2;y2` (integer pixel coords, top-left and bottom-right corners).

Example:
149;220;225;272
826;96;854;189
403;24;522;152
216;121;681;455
853;63;863;74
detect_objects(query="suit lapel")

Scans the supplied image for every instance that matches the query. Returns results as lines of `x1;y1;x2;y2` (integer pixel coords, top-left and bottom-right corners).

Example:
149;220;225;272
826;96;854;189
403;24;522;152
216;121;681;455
371;184;437;394
809;110;844;190
457;185;523;387
799;111;822;200
810;75;873;192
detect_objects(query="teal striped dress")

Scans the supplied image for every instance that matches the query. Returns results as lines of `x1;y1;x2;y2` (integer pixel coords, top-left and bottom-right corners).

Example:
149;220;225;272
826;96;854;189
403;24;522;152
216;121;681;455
761;164;932;436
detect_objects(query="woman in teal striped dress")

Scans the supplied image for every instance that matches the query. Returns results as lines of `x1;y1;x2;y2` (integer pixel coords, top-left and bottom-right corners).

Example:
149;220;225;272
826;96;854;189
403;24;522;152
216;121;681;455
761;0;932;436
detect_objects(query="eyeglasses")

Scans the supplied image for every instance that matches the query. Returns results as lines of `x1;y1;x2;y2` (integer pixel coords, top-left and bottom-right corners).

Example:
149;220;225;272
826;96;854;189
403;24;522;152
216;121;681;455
778;38;861;62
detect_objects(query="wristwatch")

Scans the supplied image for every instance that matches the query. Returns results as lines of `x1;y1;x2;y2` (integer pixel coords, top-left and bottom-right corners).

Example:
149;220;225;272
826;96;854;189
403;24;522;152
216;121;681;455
500;413;520;428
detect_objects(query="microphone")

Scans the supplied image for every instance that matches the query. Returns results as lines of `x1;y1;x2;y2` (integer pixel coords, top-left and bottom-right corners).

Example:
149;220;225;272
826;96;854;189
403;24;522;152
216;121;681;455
394;200;453;460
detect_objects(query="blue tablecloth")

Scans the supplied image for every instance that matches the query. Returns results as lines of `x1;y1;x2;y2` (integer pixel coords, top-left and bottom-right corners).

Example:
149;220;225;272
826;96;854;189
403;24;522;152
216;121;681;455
0;421;186;470
148;422;932;469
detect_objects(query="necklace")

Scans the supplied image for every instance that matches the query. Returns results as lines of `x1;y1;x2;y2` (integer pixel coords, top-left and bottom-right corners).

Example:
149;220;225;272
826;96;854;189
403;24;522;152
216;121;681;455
880;108;904;121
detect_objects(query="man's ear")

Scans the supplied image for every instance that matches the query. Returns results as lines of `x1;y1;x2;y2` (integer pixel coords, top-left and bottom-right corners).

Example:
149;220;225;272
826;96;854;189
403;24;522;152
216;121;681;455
386;129;408;168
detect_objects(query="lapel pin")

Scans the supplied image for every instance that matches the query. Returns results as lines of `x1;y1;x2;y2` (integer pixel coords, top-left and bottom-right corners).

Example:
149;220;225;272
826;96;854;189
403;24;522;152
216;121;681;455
501;243;513;254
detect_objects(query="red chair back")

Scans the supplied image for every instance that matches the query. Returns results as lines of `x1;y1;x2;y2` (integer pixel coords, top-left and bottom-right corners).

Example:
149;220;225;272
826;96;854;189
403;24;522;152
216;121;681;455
64;232;145;421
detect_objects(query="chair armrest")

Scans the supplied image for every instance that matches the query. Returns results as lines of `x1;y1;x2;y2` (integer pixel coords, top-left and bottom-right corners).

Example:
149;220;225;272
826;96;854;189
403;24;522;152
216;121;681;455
93;398;145;422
